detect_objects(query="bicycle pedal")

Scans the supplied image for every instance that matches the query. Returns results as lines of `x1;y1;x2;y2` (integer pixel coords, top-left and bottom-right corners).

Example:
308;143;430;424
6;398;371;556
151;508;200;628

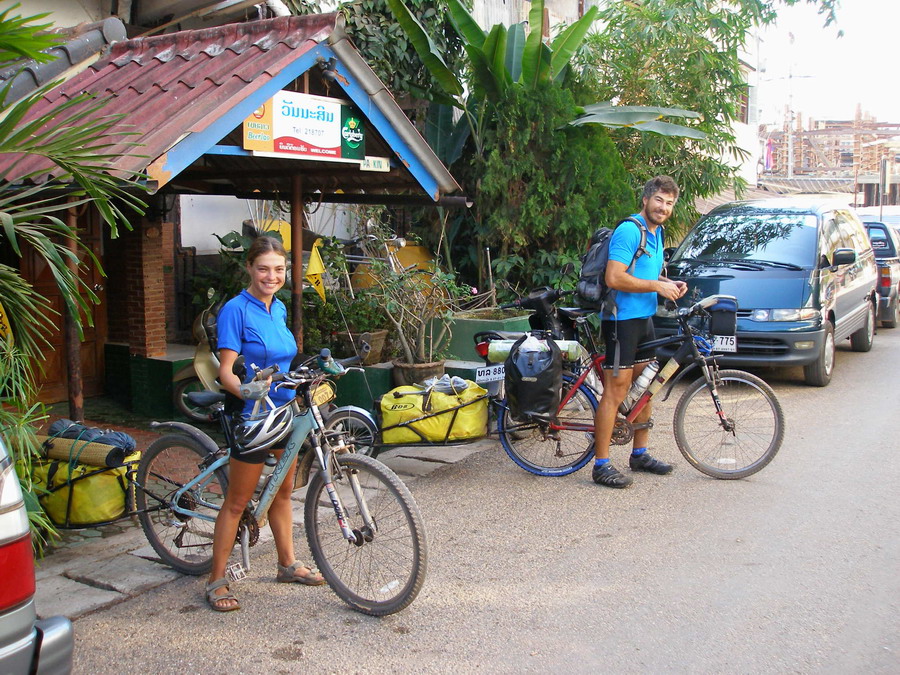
226;563;247;582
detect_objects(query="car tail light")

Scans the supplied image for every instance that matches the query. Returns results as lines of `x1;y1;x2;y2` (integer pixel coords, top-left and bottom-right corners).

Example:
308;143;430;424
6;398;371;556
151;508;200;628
880;267;891;288
474;341;489;359
0;443;36;611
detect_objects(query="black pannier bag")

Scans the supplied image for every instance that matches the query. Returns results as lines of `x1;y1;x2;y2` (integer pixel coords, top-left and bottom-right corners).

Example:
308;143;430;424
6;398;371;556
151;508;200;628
708;297;738;336
504;334;562;422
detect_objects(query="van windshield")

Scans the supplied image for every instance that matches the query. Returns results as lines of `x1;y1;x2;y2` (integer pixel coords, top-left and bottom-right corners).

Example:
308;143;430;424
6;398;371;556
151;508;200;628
673;212;818;268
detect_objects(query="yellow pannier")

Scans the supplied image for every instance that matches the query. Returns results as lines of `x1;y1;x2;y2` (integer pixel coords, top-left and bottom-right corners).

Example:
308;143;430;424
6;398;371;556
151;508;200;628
31;454;140;528
380;380;488;444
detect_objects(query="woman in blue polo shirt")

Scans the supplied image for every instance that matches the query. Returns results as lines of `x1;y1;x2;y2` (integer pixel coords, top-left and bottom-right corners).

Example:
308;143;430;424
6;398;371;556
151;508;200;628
205;236;324;613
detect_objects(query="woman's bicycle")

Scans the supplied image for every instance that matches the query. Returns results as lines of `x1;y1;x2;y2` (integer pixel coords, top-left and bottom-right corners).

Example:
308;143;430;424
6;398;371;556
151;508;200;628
484;294;785;479
134;351;427;616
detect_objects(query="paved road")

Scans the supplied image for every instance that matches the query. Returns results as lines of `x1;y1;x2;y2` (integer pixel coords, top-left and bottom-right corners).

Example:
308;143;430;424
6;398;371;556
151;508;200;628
64;330;900;674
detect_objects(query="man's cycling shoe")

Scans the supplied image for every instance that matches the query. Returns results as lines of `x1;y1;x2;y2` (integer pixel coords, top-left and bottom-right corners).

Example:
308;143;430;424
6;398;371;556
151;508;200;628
629;452;673;475
592;463;633;488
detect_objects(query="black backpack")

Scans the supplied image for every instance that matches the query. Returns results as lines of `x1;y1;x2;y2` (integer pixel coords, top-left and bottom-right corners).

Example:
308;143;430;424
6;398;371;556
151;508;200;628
576;217;649;314
504;335;562;422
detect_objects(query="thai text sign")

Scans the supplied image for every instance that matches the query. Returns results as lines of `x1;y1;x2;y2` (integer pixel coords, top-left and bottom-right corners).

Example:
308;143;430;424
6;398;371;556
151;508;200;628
243;91;365;162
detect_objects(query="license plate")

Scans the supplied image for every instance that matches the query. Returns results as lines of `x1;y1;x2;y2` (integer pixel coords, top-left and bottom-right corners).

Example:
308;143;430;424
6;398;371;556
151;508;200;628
475;364;505;383
713;335;737;352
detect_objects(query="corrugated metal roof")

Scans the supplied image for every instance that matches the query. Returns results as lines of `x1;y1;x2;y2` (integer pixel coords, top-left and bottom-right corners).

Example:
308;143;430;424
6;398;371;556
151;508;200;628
693;186;785;215
0;13;461;202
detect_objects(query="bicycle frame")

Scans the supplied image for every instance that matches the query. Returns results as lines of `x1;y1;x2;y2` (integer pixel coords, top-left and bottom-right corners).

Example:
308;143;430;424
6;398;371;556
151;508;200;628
545;311;721;435
166;386;370;557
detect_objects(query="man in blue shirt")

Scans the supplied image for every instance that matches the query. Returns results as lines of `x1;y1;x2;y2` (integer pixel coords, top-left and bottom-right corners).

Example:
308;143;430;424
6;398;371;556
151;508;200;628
592;176;687;488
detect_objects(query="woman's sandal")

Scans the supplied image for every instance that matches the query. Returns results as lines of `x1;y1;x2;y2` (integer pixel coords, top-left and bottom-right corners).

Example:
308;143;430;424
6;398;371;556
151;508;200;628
205;577;240;612
276;561;326;586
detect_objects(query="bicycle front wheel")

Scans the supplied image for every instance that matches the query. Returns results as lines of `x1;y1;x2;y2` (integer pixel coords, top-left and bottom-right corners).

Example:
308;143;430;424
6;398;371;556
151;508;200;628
498;378;598;476
136;434;228;575
304;453;427;616
322;408;378;456
674;369;784;479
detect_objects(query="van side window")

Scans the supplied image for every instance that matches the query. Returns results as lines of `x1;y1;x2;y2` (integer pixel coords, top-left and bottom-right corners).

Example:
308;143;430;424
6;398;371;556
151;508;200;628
821;215;842;266
836;210;867;251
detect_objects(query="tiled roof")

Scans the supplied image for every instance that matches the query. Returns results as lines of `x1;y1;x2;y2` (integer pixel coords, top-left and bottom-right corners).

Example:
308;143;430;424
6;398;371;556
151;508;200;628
0;14;460;202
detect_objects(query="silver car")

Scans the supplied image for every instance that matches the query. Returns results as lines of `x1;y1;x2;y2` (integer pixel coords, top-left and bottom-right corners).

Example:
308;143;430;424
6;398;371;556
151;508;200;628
0;435;74;673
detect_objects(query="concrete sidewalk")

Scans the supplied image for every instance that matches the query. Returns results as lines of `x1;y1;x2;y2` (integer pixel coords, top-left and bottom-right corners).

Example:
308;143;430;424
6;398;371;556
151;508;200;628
34;439;497;620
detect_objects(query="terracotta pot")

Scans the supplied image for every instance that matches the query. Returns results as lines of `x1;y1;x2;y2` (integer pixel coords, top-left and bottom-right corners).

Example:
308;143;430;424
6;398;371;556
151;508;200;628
390;359;445;387
336;329;388;365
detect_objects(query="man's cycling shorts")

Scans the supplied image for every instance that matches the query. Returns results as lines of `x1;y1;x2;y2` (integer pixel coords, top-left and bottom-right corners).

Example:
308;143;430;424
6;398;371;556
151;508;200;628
600;317;657;370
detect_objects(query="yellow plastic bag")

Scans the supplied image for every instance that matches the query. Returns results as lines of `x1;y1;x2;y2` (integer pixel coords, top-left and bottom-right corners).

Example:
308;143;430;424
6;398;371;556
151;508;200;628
380;380;488;444
32;456;137;528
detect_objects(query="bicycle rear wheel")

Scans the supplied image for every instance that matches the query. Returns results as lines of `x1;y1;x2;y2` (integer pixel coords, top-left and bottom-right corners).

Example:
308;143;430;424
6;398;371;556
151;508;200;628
498;378;598;476
136;434;228;575
304;453;427;616
674;369;784;479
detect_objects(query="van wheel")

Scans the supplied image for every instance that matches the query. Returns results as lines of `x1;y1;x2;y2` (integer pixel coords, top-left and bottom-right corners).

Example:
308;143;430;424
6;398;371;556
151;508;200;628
850;302;875;352
883;296;899;329
803;321;834;387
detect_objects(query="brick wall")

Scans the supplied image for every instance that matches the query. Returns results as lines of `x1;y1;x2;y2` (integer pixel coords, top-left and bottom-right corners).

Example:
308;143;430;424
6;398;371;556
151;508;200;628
128;219;167;358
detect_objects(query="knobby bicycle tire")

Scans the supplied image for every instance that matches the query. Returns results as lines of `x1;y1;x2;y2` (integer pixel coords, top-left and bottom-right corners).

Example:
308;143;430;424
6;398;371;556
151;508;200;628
673;369;784;479
136;434;228;575
304;453;427;616
498;377;598;476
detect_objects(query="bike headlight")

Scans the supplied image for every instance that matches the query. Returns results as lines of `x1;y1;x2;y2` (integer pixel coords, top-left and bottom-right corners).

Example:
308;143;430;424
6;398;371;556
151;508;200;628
750;308;820;322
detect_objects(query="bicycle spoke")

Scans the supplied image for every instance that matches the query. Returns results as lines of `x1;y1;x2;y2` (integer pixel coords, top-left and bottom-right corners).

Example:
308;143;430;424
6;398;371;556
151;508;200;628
498;378;598;476
137;436;227;575
305;454;426;616
674;370;784;479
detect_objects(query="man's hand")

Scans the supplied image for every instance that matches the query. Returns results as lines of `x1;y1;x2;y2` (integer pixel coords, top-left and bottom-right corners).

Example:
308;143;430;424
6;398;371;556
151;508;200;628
656;279;685;301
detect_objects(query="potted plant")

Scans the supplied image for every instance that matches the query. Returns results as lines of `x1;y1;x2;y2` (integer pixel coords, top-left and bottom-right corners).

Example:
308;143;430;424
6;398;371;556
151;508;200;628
363;251;466;386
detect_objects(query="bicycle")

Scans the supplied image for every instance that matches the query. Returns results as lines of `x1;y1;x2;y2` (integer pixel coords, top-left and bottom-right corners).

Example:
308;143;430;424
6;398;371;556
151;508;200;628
134;351;427;616
485;294;785;479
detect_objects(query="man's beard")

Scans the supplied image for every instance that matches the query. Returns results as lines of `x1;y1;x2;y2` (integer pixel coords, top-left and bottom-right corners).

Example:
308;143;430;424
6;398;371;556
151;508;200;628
645;209;669;227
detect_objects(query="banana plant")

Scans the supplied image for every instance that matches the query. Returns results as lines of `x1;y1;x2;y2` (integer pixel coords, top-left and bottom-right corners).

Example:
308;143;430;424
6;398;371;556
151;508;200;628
387;0;704;163
570;102;706;139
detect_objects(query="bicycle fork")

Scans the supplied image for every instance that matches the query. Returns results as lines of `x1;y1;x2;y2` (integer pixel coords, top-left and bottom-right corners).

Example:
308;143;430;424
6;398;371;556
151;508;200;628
701;362;736;434
311;412;378;546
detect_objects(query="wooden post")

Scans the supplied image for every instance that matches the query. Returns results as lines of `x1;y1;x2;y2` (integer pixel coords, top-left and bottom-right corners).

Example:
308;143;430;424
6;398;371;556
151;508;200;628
291;174;304;352
64;204;84;421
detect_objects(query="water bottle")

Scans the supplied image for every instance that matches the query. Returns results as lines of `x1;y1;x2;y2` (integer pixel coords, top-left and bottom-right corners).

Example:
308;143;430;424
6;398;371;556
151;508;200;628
618;360;660;414
255;453;277;497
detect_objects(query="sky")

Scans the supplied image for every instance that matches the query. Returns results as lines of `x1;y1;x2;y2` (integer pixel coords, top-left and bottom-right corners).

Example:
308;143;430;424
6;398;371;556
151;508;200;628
756;0;899;126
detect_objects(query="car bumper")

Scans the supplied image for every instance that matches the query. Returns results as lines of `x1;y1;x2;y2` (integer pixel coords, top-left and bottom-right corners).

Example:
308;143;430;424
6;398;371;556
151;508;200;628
0;601;74;675
34;615;74;674
654;320;826;368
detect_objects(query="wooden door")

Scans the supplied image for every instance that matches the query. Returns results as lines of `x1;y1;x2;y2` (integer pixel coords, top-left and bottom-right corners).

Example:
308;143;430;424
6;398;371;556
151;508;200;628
20;209;107;404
